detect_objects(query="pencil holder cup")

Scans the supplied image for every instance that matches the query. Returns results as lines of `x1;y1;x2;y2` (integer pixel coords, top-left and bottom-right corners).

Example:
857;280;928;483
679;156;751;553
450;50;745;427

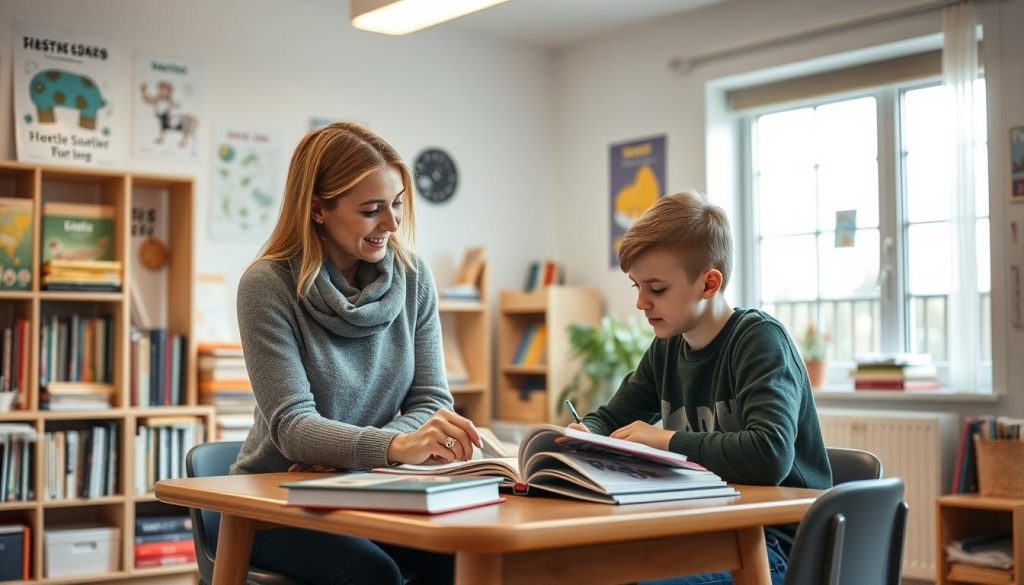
974;435;1024;498
0;392;15;412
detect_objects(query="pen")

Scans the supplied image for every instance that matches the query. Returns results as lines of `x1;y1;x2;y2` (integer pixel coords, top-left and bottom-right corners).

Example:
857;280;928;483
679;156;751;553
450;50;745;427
564;400;583;424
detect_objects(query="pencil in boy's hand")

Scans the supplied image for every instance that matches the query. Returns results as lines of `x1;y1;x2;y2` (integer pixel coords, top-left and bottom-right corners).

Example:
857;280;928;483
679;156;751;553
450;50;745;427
564;400;583;424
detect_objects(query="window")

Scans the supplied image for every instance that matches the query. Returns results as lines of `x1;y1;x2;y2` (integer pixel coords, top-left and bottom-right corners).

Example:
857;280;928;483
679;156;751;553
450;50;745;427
749;79;990;389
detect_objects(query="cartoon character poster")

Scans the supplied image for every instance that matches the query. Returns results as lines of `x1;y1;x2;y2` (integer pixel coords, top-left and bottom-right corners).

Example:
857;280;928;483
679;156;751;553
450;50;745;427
13;22;119;167
132;52;203;163
209;124;281;242
609;135;666;267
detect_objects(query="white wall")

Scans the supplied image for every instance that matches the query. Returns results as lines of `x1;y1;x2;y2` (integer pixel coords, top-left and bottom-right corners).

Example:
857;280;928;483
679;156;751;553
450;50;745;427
0;0;559;332
553;0;1024;417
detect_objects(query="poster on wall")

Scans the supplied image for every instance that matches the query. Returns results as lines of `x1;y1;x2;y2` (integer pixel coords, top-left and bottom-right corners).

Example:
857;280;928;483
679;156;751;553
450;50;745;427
132;52;204;163
609;135;666;267
208;124;281;242
13;22;119;167
1012;126;1024;202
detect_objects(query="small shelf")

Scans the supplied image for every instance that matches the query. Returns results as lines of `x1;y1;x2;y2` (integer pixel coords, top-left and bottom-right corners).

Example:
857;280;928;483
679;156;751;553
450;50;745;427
449;383;487;395
42;495;126;508
0;500;38;510
503;365;547;375
42;409;126;421
947;562;1015;584
38;291;124;302
438;299;485;312
0;291;35;300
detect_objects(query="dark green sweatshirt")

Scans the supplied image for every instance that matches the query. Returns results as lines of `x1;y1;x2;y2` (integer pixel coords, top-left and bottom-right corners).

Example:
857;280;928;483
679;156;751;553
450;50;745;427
582;308;832;551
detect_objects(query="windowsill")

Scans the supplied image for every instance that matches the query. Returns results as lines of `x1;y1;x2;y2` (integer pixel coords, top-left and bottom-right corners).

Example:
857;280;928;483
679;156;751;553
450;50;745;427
812;387;1003;403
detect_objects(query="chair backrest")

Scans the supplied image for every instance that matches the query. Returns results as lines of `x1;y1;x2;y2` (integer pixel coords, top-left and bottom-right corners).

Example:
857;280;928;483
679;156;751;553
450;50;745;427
185;441;244;583
827;447;883;485
784;477;909;585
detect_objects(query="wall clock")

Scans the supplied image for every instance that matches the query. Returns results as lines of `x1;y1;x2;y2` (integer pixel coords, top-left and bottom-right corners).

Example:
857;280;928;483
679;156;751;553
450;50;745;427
414;148;458;204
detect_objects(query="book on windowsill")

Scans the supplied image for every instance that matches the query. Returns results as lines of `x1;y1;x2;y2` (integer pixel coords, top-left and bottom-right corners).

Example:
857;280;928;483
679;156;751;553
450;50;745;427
374;424;738;505
281;473;503;514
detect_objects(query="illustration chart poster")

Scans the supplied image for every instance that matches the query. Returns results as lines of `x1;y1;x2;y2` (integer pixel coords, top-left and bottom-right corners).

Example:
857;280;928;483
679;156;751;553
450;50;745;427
209;125;281;242
609;135;666;267
132;52;204;163
13;22;118;167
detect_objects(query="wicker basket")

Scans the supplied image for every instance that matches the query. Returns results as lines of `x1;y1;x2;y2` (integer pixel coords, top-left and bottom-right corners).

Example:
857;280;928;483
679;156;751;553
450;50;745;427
973;436;1024;498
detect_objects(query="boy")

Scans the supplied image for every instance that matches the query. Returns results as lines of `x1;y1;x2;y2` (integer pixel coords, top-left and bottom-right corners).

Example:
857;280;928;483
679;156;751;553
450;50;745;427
572;191;832;585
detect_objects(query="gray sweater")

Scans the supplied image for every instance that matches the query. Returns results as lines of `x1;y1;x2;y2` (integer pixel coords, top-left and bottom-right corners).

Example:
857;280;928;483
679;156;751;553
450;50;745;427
231;249;453;474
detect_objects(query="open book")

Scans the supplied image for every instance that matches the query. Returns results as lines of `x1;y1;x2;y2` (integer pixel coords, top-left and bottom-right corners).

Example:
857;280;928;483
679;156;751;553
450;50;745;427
376;424;738;505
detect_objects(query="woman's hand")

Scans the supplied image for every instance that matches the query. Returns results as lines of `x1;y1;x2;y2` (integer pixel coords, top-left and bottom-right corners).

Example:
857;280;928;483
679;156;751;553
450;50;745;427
567;423;591;433
610;421;674;451
387;409;483;465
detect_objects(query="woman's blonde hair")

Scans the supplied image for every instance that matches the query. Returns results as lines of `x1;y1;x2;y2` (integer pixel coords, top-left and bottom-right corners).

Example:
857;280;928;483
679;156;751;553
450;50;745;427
618;191;732;290
258;122;416;297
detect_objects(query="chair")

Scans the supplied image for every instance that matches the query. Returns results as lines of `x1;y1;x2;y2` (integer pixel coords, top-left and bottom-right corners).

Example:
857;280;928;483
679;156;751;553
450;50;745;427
827;447;883;485
186;441;305;585
784;477;909;585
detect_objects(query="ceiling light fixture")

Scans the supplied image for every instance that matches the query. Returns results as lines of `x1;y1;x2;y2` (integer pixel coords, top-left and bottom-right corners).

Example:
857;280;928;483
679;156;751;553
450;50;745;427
350;0;508;35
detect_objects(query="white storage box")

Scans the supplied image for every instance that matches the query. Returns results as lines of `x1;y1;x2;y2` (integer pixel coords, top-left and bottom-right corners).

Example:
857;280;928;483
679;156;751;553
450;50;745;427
45;524;120;577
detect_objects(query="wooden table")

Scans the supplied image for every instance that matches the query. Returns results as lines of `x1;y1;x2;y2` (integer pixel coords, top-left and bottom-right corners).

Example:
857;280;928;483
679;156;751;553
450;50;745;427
156;473;819;585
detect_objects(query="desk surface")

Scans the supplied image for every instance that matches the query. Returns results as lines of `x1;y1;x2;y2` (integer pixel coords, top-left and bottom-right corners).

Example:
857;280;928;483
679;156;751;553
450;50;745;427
156;472;819;554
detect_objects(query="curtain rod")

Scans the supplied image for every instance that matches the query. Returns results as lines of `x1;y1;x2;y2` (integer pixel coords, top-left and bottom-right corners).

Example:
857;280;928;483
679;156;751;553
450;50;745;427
668;0;987;74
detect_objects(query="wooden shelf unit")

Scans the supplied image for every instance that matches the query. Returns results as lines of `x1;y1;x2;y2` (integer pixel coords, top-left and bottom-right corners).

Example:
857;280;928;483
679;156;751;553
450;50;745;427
497;286;601;424
0;161;213;584
936;493;1023;585
438;260;491;425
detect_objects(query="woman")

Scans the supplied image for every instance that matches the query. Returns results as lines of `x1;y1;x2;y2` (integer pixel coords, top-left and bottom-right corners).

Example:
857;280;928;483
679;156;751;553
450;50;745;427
232;122;479;584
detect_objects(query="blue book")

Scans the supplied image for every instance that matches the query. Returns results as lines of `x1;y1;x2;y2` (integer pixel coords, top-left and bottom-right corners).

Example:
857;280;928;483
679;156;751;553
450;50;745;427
280;473;502;514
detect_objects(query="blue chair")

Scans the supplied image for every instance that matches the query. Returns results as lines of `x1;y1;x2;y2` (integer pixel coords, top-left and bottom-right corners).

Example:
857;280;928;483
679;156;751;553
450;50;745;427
186;441;304;585
826;447;883;484
784;477;908;585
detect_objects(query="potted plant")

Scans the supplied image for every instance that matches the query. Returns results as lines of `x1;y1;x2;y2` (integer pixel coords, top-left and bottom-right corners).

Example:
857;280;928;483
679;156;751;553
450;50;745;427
558;315;652;417
798;323;831;388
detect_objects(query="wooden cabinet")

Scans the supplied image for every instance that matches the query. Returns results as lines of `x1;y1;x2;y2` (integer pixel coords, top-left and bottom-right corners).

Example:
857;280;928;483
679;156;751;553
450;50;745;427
497;286;601;424
0;161;212;584
438;259;491;425
936;493;1023;585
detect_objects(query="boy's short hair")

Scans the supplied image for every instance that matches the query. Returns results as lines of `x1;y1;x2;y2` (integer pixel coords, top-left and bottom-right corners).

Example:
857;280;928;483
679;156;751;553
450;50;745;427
618;191;733;290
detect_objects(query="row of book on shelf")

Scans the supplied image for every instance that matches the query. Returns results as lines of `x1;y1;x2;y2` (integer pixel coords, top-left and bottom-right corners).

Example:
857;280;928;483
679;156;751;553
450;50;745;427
282;424;738;514
0;198;120;292
523;259;565;292
134;514;196;568
43;423;119;500
510;323;546;366
851;353;939;391
134;417;206;494
951;415;1024;494
130;327;189;407
0;424;35;503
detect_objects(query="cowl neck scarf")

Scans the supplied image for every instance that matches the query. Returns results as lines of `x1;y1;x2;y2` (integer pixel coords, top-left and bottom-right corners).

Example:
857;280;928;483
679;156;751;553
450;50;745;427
297;248;406;338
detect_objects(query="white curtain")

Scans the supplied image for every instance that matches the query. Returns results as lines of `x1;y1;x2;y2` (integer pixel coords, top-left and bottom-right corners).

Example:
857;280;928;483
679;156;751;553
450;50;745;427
943;1;979;390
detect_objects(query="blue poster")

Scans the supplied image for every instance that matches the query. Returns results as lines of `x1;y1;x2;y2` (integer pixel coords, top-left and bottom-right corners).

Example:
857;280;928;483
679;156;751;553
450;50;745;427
609;135;666;267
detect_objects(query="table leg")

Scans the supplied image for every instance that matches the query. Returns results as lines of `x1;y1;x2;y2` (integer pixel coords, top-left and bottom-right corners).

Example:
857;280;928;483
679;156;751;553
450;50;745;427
211;513;257;585
455;552;502;585
732;527;771;585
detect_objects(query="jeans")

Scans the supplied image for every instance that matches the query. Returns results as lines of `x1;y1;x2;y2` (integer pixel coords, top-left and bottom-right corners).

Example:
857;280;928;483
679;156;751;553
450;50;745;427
249;527;454;585
640;534;789;585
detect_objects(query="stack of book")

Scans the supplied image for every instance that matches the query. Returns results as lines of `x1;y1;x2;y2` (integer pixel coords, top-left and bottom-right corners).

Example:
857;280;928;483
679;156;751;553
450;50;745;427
851;353;939;391
134;515;195;568
524;259;564;292
197;342;255;441
41;422;118;499
42;260;122;292
40;382;114;411
40;202;118;291
510;323;546;367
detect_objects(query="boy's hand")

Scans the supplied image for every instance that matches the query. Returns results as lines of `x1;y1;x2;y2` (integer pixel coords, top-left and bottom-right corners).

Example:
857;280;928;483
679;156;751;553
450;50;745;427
610;421;674;451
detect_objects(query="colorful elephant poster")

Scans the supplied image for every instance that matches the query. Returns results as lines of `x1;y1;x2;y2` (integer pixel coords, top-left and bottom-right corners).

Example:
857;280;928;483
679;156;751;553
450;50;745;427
609;135;666;267
208;124;282;242
132;52;204;163
13;22;119;167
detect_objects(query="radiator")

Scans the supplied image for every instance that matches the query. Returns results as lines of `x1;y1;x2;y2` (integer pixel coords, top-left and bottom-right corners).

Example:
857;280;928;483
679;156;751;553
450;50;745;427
817;408;958;581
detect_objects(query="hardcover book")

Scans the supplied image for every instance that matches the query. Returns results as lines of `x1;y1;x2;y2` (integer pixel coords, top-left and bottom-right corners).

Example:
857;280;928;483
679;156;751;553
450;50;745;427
41;203;115;263
281;473;503;514
375;424;738;505
0;198;33;291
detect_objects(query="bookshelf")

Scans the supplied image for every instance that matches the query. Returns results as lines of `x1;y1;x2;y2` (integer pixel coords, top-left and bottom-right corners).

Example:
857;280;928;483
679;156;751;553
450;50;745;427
936;493;1023;585
438;257;491;425
497;286;601;424
0;160;213;584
